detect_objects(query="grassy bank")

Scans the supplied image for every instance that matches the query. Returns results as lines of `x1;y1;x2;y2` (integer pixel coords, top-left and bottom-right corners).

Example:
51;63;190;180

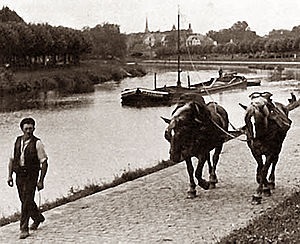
0;159;176;227
219;191;300;243
0;59;146;95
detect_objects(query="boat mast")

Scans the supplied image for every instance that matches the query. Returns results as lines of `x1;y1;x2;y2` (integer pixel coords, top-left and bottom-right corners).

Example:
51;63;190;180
177;7;181;87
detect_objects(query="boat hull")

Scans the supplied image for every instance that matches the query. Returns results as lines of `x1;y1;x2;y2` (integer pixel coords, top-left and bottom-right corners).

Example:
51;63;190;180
121;88;171;107
247;80;261;86
121;76;247;107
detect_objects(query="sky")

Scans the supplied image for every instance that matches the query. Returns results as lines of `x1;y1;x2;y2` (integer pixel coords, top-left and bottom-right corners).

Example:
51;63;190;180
1;0;300;36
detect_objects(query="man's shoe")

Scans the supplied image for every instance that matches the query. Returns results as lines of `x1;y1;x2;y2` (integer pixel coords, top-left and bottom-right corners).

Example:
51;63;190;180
30;220;42;230
30;216;45;230
19;231;29;239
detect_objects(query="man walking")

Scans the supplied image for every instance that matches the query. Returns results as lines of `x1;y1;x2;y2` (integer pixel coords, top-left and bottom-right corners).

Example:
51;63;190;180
7;117;48;239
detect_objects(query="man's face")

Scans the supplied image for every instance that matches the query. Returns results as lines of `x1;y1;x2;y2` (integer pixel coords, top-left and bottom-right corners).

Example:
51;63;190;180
22;123;35;139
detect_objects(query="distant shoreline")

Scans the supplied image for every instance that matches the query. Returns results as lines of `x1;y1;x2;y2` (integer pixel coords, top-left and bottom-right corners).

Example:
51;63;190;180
140;59;300;68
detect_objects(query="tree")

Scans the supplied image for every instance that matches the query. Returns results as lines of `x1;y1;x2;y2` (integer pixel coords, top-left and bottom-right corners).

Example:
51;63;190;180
207;21;258;44
0;6;24;23
30;24;53;64
231;21;249;32
293;37;300;52
224;42;238;55
86;23;127;59
251;38;266;53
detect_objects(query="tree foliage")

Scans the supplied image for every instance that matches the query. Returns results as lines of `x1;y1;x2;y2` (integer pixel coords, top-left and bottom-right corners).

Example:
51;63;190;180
157;20;300;59
0;6;24;23
207;21;258;44
84;23;127;59
0;22;91;67
0;7;127;67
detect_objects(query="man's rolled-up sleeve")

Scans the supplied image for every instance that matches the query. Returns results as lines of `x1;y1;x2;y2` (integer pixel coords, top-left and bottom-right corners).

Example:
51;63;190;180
36;140;48;164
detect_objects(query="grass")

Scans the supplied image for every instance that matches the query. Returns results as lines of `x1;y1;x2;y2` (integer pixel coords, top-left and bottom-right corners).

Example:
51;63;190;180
0;159;176;227
219;191;300;243
0;59;146;95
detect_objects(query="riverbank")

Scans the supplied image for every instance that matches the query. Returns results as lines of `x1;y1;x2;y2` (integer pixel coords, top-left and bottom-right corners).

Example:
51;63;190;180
0;59;146;95
0;159;176;227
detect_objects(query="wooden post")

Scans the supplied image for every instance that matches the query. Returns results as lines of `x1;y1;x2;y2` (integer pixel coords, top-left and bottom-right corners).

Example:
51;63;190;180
187;74;191;88
176;8;181;87
154;73;157;90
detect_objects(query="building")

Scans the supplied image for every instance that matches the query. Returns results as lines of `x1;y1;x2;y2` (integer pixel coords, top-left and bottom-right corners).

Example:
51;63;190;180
126;18;214;57
186;34;215;46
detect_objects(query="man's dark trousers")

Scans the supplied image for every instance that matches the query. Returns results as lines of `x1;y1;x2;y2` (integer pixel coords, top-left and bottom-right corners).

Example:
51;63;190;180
16;170;44;231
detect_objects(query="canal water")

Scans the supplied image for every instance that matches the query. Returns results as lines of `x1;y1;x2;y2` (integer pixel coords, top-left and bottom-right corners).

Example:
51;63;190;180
0;67;299;217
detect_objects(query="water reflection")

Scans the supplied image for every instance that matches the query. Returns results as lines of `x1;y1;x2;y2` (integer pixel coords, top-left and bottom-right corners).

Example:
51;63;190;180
269;67;300;82
0;90;93;112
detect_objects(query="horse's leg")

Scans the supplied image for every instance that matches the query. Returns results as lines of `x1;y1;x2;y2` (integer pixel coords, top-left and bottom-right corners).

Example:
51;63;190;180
195;154;210;190
251;152;264;184
261;154;274;197
268;154;279;190
185;158;196;198
207;152;213;175
209;145;223;189
251;152;264;204
206;152;214;189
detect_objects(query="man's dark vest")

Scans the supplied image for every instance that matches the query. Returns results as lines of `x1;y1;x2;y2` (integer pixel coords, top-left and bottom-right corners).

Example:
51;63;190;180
12;136;40;174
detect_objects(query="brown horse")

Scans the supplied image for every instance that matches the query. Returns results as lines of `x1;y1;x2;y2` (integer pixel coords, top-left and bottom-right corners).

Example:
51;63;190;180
241;92;299;204
162;94;230;198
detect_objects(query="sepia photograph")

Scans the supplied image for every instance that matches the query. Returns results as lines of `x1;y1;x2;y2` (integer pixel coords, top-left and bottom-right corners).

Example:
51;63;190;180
0;0;299;243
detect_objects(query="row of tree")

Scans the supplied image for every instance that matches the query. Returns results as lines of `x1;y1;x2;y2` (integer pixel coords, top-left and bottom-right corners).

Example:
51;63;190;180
0;7;128;67
0;22;91;66
155;21;300;59
0;21;130;67
2;6;300;63
180;36;300;57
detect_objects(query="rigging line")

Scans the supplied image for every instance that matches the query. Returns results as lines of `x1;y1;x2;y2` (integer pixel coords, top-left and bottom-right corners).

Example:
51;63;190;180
185;44;218;112
228;121;238;131
179;11;217;112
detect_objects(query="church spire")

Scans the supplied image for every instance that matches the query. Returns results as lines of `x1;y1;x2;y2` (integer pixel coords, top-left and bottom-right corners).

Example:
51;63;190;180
145;17;149;33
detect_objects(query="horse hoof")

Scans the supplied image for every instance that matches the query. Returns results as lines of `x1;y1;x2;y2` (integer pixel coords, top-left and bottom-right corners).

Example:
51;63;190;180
263;188;271;197
209;176;218;184
198;180;210;190
256;175;262;184
268;182;275;190
251;195;262;205
187;191;196;199
209;182;216;189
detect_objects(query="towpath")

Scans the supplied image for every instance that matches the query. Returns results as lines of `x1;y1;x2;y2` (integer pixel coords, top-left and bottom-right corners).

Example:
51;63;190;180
0;112;299;244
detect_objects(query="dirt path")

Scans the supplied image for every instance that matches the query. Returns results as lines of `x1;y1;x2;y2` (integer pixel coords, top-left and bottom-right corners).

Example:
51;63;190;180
0;111;299;243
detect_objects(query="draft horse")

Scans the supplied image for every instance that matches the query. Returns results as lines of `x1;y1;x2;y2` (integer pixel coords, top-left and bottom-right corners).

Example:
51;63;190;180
162;94;229;198
240;91;298;204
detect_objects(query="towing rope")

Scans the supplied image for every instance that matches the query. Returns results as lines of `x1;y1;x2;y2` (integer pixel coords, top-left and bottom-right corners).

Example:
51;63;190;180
210;118;248;142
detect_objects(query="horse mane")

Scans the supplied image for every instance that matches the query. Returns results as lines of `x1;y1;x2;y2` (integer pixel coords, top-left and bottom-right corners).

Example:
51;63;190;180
245;93;292;139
